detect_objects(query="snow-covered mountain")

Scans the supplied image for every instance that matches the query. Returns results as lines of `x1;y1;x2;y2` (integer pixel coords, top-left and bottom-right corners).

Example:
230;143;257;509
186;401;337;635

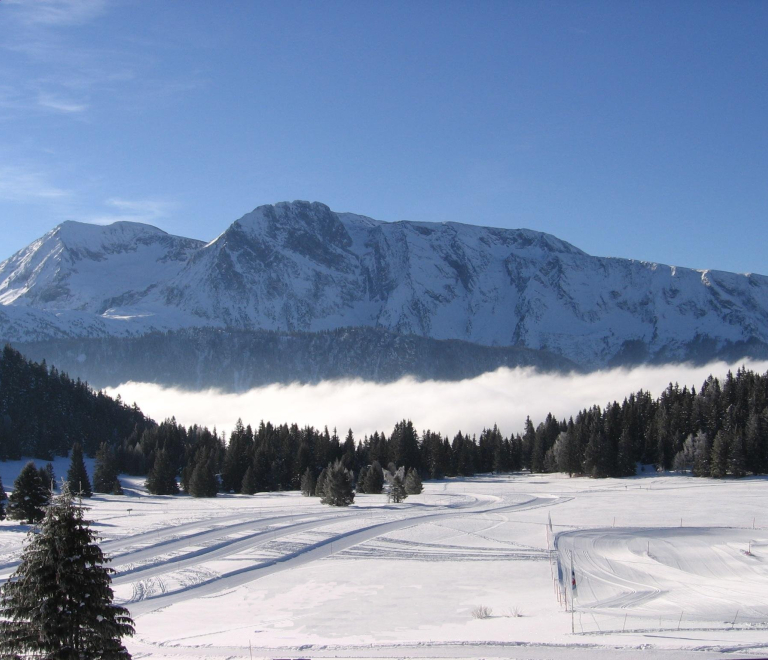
2;201;768;370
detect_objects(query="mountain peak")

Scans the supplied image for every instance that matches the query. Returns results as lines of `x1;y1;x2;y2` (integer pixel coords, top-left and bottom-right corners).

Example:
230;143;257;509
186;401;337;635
226;200;352;251
54;220;169;248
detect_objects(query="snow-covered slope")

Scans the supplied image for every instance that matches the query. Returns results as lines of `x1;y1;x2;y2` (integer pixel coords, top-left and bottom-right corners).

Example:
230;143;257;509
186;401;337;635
0;220;203;326
2;201;768;369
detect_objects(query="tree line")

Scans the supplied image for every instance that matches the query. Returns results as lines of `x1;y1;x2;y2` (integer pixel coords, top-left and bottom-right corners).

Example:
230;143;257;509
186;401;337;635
0;346;150;461
2;346;768;492
138;365;768;496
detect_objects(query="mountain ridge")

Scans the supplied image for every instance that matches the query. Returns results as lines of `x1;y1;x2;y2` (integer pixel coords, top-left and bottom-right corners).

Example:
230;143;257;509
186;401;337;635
2;200;767;371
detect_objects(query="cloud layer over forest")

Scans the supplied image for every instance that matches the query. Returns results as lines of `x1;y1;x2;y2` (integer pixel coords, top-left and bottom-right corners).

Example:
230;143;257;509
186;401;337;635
107;361;768;440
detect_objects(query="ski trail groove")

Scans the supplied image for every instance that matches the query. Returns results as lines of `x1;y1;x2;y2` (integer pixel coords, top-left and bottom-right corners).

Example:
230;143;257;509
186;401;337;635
127;495;564;616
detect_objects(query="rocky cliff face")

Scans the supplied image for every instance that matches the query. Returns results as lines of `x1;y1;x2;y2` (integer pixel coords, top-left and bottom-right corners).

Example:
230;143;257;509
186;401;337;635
2;201;767;370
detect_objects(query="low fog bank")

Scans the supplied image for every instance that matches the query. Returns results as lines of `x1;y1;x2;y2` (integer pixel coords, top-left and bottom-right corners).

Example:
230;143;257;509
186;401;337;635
106;360;768;440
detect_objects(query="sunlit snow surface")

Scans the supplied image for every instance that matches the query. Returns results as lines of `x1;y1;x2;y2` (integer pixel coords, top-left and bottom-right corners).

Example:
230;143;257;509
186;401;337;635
1;460;767;660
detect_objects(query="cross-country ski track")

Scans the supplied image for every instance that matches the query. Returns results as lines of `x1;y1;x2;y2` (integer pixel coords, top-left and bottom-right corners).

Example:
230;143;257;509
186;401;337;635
2;462;768;659
124;495;561;615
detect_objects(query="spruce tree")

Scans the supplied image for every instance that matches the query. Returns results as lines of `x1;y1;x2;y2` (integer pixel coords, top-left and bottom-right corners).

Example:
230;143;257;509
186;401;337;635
692;432;712;477
8;462;49;524
67;442;93;498
94;443;121;494
300;467;316;497
145;449;179;495
241;465;257;495
320;460;355;507
0;484;134;659
356;466;369;493
385;467;407;503
554;431;582;477
616;429;637;477
38;463;55;494
404;468;423;495
221;420;251;493
315;467;328;499
745;412;765;475
0;475;6;521
363;461;384;494
584;429;614;478
711;431;729;478
728;435;747;478
189;454;218;497
252;448;271;493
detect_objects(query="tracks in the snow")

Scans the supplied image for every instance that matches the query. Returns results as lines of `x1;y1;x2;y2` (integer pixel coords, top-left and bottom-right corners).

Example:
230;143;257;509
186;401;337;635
125;494;565;616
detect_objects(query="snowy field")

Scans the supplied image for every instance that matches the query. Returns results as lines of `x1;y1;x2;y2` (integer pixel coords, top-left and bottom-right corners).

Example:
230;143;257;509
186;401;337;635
1;458;767;659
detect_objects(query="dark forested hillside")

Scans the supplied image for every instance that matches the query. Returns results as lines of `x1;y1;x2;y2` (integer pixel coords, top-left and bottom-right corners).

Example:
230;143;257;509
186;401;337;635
0;346;151;461
12;326;577;391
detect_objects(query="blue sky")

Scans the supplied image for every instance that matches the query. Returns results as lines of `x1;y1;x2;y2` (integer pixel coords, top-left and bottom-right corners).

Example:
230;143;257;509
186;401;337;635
1;0;766;274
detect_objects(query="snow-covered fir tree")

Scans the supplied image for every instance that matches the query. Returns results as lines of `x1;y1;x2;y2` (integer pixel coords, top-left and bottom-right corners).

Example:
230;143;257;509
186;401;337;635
320;460;355;506
404;467;423;494
385;467;407;503
0;484;135;659
300;467;316;496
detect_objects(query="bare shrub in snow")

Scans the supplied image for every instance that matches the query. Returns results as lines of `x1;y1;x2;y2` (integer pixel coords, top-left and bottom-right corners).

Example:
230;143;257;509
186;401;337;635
471;605;492;619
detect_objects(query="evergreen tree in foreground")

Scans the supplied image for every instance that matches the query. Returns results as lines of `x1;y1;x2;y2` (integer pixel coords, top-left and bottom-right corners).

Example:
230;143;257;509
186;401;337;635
67;442;93;498
8;462;50;524
320;460;355;507
0;484;135;659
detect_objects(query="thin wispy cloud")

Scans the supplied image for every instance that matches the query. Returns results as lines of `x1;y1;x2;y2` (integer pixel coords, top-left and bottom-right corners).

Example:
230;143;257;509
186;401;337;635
1;0;198;120
3;0;108;27
37;93;89;114
108;360;768;441
87;197;175;225
0;166;72;203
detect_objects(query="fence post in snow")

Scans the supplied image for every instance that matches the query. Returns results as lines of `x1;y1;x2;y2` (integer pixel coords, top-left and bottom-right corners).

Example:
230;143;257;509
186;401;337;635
569;549;575;633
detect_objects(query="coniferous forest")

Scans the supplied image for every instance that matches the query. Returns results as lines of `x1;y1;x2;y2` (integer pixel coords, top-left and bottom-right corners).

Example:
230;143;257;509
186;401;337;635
0;346;150;461
1;346;768;497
